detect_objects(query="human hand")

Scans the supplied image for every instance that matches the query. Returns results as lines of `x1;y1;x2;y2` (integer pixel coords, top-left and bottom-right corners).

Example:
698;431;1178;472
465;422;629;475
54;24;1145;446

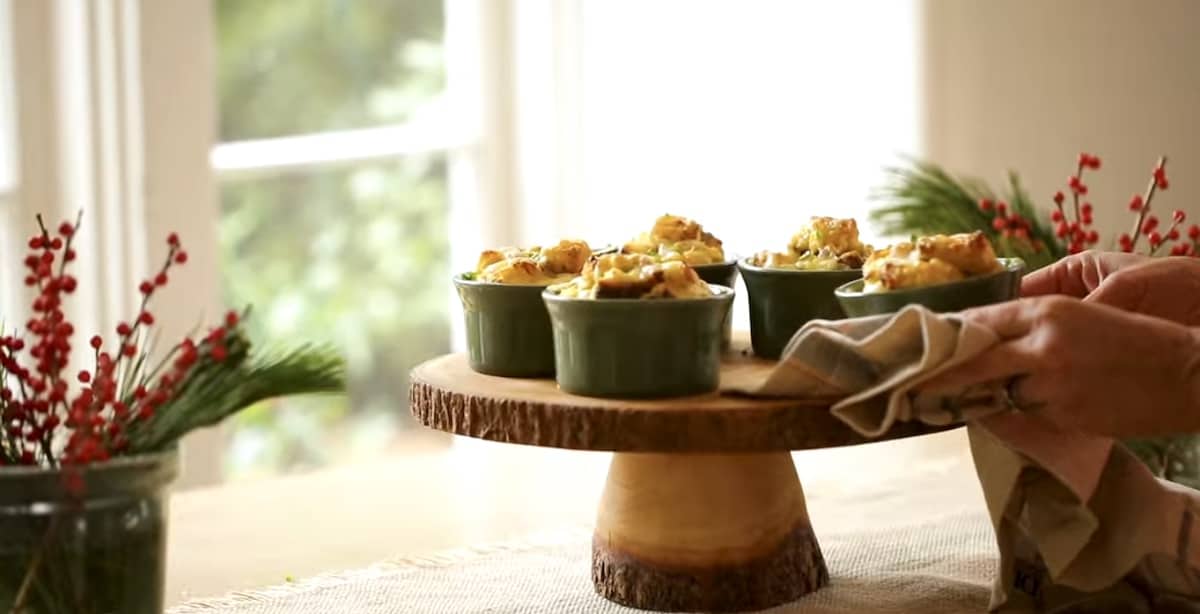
1020;250;1149;298
1084;257;1200;327
921;296;1200;438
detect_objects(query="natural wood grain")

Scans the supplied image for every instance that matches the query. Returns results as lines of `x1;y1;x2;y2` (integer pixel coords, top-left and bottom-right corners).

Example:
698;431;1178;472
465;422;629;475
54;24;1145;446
592;452;827;611
408;352;951;453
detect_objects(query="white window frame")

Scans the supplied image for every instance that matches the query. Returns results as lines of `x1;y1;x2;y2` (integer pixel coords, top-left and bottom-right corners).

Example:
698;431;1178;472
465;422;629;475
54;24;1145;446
0;0;18;323
1;0;536;487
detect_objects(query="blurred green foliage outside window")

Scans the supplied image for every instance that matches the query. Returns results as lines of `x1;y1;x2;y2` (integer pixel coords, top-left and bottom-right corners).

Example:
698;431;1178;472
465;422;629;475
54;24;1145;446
215;0;449;479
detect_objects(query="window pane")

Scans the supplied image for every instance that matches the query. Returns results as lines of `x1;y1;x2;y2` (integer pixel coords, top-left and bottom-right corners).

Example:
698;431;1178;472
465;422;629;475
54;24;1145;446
219;157;450;479
215;0;445;141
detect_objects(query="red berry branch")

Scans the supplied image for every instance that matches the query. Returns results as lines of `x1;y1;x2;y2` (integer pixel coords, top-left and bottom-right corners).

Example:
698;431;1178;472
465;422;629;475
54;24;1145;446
1040;153;1196;258
0;215;243;468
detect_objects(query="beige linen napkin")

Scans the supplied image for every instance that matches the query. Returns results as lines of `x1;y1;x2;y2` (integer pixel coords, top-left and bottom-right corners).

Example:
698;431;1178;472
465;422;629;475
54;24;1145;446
733;305;1200;612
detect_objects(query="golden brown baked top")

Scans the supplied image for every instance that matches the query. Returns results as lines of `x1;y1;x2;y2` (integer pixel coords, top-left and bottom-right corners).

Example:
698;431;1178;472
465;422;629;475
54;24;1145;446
749;217;871;270
549;253;713;299
621;214;726;266
862;231;1003;293
473;240;592;285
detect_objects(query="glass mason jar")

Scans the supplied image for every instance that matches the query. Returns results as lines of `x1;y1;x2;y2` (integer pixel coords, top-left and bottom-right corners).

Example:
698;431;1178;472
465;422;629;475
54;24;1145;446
0;450;179;614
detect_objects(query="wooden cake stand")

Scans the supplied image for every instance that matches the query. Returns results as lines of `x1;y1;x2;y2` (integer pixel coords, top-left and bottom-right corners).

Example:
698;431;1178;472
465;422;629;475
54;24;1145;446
409;343;949;613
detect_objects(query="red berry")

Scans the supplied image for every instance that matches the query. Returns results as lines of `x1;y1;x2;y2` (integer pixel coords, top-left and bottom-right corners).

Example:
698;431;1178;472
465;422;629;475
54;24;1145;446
1053;191;1065;205
139;312;155;325
49;238;63;250
61;276;77;293
58;222;74;237
174;251;188;264
978;198;993;212
996;202;1008;215
23;276;35;287
1068;175;1081;188
90;335;102;349
1081;203;1093;216
1119;233;1133;250
992;217;1008;231
139;281;154;295
1088;156;1101;170
1055;222;1070;238
1149;231;1163;246
1190;225;1200;240
155;272;168;286
1154;165;1167;182
210;344;228;362
122;344;137;357
28;237;43;249
64;249;76;262
117;322;132;336
167;232;181;247
1168;228;1181;241
225;311;240;328
1086;230;1099;244
1174;210;1187;224
77;371;91;384
1143;216;1160;234
1081;212;1093;225
1172;244;1186;256
1077;152;1090;167
1050;210;1064;223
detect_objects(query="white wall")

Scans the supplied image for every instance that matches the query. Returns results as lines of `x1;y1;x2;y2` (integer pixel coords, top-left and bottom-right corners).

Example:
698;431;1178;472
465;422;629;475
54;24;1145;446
924;0;1200;239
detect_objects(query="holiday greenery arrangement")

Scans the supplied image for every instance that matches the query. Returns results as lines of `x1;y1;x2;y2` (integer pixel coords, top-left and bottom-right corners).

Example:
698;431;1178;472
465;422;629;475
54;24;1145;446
1;214;345;613
871;153;1200;487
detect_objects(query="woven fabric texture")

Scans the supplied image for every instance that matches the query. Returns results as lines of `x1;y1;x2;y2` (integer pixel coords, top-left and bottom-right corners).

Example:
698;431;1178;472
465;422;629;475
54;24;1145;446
170;511;994;614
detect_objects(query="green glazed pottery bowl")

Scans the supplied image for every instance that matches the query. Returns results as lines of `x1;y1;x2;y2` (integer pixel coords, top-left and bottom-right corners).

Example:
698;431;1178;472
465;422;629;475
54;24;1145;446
454;274;556;377
737;260;861;359
693;259;739;350
543;286;734;398
834;258;1026;317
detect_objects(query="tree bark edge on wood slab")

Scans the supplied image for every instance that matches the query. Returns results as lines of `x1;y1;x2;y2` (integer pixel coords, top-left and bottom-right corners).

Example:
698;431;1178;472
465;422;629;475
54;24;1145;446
592;523;829;612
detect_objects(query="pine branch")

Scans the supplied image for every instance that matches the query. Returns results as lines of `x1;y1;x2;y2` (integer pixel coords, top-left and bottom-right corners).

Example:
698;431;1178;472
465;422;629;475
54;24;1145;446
124;339;345;453
869;158;1064;270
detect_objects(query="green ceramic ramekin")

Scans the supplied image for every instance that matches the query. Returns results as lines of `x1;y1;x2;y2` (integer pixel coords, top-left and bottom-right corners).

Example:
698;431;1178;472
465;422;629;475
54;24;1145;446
693;259;739;350
834;258;1026;317
454;274;556;377
738;260;862;359
543;286;734;398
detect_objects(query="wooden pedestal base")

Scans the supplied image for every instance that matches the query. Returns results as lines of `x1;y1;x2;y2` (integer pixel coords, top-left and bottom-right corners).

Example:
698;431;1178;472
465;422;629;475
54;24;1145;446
592;452;828;612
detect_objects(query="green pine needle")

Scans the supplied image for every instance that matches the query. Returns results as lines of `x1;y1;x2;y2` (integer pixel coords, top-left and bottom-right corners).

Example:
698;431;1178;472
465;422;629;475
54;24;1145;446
124;341;345;453
869;158;1065;271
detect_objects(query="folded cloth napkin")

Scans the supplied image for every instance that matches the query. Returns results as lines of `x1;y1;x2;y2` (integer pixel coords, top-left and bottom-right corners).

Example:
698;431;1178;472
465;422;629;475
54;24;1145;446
732;305;1200;612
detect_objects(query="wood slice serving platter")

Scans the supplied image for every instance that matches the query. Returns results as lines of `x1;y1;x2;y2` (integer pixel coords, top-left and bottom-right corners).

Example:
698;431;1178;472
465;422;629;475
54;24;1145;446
409;340;952;612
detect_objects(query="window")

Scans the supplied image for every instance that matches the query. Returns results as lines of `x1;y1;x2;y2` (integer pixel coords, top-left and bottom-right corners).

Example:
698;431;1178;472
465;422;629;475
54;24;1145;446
212;0;456;479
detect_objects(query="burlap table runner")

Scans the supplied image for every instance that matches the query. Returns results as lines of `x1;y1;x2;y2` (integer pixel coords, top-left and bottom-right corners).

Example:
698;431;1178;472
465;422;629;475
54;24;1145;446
733;305;1200;612
169;509;994;614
